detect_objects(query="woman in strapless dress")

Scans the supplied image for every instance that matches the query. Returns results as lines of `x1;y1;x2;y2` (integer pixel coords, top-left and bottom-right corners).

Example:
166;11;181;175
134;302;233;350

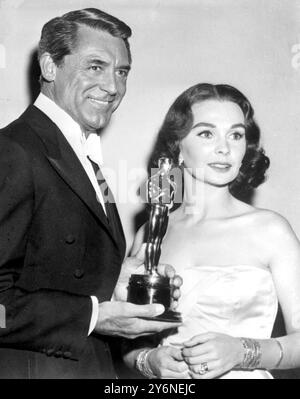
123;83;300;379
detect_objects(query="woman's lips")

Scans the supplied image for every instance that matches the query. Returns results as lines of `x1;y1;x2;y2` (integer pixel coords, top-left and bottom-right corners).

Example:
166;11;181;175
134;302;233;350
208;162;232;172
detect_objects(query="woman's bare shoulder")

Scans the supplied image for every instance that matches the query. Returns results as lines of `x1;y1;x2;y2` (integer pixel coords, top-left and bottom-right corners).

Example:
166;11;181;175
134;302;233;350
241;205;294;237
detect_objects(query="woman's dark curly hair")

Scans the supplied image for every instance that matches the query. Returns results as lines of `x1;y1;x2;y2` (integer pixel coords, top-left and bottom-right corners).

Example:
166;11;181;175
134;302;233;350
150;83;270;198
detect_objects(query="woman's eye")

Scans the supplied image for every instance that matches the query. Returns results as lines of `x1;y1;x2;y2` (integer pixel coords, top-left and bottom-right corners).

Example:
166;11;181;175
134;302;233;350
230;131;244;140
197;130;213;138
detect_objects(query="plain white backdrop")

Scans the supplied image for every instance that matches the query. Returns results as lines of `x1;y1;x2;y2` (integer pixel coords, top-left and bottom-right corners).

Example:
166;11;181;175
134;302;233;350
1;0;300;252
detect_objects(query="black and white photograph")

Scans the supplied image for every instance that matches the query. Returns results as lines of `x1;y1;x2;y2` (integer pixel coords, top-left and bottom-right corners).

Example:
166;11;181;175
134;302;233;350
0;0;300;381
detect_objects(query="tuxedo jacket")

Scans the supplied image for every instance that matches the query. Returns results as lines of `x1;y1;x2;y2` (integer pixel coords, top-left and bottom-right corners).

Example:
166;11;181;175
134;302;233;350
0;105;126;378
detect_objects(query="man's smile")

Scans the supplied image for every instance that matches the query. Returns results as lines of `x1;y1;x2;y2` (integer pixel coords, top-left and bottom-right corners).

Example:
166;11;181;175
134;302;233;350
88;97;114;107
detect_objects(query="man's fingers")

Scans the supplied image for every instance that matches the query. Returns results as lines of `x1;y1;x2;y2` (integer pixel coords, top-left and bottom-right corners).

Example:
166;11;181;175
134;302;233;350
102;301;165;318
156;263;175;278
119;252;146;279
172;275;183;288
170;300;179;310
156;265;183;294
97;301;182;339
124;302;165;318
134;243;146;262
122;303;183;335
172;287;181;300
135;319;181;334
141;303;165;317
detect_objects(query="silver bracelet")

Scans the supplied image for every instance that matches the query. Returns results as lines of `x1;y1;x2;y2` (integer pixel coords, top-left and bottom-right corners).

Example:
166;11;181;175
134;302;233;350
135;349;157;379
273;339;284;368
239;337;262;370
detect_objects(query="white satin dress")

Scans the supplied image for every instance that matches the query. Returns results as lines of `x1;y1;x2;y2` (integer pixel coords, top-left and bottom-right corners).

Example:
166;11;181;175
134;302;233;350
161;264;278;379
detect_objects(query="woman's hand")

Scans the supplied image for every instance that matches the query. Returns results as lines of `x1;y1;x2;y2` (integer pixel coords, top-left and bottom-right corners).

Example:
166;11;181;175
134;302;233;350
147;346;190;379
182;332;244;379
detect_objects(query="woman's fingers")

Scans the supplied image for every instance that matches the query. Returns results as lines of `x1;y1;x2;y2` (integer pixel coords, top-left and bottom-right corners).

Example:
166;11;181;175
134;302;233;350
152;347;189;378
182;341;211;359
183;351;216;366
183;332;215;347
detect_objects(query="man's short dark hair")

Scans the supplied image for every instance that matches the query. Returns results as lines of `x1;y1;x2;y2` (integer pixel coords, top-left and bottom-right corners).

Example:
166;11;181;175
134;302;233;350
38;8;132;66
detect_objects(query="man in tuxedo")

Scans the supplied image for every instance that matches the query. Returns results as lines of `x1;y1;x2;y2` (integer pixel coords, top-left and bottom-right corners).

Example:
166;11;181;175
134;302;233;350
0;8;181;378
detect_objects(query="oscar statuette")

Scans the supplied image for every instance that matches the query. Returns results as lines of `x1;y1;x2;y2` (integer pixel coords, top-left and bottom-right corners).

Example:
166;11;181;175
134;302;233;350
127;157;182;322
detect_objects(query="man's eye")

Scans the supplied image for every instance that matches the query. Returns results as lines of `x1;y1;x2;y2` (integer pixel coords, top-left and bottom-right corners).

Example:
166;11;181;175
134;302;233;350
197;130;213;138
89;65;102;71
116;69;128;78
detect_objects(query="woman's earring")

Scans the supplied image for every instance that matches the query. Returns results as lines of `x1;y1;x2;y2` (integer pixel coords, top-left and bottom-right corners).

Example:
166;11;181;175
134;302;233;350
178;154;184;166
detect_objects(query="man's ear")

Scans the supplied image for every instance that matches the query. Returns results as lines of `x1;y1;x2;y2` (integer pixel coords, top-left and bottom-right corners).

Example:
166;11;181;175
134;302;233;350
39;53;57;82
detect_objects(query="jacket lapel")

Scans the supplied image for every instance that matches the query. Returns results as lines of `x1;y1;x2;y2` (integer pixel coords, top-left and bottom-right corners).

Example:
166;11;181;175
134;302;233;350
22;105;123;250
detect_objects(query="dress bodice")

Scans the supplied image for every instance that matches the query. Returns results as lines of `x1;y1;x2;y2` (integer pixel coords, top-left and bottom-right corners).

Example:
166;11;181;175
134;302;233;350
161;264;278;379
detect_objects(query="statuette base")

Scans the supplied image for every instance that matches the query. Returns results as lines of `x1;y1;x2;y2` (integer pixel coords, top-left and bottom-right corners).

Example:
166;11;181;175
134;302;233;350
127;274;182;323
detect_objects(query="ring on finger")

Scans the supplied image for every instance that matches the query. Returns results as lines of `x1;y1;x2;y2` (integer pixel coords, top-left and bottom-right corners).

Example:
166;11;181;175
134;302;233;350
196;362;209;375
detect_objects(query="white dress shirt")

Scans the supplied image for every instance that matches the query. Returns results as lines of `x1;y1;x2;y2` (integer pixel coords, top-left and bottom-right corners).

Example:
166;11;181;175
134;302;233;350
34;93;102;335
